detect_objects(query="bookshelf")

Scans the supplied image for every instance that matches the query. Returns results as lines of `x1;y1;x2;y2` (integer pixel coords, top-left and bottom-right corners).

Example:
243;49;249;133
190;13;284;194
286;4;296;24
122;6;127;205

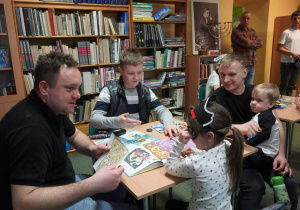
0;0;25;119
185;55;219;114
129;0;187;117
11;0;131;132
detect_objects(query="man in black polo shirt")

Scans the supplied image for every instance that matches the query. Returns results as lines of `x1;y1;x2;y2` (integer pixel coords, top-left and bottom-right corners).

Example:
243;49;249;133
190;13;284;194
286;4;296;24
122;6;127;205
0;52;136;210
210;53;298;209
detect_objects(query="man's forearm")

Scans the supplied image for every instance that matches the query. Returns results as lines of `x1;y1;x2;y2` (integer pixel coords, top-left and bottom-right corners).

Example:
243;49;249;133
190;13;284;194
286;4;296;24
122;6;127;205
67;129;96;158
90;111;120;129
12;179;95;210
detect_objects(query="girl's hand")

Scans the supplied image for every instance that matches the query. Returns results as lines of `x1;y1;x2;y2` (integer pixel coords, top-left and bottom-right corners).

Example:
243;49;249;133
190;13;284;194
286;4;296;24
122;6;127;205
178;127;192;144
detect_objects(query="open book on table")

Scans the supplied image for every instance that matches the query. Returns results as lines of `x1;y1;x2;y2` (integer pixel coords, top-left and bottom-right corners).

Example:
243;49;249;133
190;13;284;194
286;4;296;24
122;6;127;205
93;133;167;177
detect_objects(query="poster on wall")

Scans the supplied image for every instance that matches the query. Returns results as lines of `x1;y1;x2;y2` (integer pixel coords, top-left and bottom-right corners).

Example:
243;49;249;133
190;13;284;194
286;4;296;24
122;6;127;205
232;6;245;29
191;0;220;55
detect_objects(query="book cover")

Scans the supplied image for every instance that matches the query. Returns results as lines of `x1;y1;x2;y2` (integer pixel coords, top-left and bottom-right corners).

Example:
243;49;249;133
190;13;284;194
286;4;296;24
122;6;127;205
93;133;164;177
153;6;171;21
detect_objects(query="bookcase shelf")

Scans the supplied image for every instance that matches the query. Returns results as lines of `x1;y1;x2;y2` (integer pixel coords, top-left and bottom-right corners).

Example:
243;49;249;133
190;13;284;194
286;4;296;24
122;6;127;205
185;55;219;114
129;0;187;115
9;0;131;127
0;0;26;119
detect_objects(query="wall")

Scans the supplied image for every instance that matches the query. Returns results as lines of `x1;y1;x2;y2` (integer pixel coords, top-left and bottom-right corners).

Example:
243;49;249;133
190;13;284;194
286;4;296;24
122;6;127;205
266;0;300;83
233;0;269;85
233;0;300;84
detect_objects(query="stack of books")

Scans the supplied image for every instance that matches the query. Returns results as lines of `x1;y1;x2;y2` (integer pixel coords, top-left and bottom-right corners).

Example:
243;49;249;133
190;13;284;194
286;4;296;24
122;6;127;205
164;13;186;22
164;37;185;47
143;79;162;89
132;2;154;21
164;71;185;87
143;56;154;70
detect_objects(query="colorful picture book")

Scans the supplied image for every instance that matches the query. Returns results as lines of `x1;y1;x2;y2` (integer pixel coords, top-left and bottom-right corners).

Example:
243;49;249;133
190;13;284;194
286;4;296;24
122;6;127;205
151;121;186;133
117;130;159;145
151;137;196;152
93;133;164;177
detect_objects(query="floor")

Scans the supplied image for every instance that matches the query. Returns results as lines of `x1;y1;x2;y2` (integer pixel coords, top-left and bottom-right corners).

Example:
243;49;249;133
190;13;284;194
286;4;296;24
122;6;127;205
69;122;300;209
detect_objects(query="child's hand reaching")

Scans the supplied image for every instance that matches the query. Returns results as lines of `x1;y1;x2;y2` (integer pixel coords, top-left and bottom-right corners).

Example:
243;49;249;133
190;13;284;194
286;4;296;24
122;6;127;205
178;127;192;144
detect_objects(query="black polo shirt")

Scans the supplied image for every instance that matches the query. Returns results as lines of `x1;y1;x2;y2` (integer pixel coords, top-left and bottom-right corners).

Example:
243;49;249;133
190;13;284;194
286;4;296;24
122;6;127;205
210;84;255;124
0;90;76;209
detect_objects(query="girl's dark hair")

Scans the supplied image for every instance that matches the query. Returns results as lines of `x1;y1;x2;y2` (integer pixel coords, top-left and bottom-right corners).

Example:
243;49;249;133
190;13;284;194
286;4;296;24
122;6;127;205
34;52;78;90
187;101;244;192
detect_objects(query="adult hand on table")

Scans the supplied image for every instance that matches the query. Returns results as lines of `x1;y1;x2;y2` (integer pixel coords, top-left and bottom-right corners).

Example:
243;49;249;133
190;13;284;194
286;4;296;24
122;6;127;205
164;124;180;137
119;113;141;129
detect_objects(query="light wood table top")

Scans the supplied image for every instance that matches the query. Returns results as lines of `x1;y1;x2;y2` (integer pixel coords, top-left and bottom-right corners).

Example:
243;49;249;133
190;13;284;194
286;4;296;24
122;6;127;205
121;121;258;200
274;97;300;123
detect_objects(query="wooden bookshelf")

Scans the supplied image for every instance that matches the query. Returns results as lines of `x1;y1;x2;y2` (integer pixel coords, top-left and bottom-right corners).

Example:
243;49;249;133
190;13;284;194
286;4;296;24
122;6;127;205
129;0;187;113
10;0;131;124
185;55;219;114
0;0;25;119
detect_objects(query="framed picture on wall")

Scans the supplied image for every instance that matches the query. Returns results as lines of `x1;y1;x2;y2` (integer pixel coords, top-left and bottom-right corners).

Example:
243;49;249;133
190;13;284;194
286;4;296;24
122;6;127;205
191;0;220;55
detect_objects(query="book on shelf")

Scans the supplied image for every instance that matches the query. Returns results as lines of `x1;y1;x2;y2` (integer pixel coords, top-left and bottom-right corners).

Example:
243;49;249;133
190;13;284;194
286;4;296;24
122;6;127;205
133;17;154;21
93;131;167;177
153;6;172;21
169;88;184;108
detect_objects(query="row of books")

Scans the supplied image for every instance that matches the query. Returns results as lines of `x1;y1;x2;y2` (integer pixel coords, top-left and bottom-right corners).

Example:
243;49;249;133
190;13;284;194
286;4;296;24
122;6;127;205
142;56;154;70
169;88;184;108
200;63;218;79
0;48;11;68
47;0;129;5
80;70;100;94
19;38;129;70
133;23;165;47
157;71;185;88
23;72;34;95
69;96;98;123
15;7;129;37
99;38;130;64
154;47;185;69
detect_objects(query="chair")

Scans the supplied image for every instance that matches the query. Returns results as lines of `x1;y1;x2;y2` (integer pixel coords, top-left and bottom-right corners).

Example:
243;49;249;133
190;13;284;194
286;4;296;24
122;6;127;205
89;126;98;135
198;83;206;102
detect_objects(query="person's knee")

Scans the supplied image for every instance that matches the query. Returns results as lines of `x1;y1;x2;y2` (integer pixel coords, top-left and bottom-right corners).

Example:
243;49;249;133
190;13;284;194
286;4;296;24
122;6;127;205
239;170;266;197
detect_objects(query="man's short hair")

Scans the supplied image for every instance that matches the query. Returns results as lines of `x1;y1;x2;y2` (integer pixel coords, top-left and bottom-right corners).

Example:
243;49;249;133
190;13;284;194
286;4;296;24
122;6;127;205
120;49;143;69
34;52;78;90
291;11;300;19
219;53;246;70
252;82;280;103
241;11;251;17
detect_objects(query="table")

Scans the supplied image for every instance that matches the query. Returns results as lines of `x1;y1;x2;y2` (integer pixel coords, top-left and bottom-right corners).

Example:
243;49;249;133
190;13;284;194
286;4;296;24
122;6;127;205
121;121;258;210
274;97;300;160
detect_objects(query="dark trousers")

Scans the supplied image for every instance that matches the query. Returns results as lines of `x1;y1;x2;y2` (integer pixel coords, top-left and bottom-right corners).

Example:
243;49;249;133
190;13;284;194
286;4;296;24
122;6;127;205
279;63;300;96
237;149;298;210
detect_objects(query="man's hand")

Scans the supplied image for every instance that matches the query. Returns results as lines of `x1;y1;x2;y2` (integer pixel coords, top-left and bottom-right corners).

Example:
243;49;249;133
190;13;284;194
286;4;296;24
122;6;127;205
234;121;261;137
291;52;300;60
119;113;141;129
164;124;180;137
90;165;124;194
273;153;293;177
92;142;111;160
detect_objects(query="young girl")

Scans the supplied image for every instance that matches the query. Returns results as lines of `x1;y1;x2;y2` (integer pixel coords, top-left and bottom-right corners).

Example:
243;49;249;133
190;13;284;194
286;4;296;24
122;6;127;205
165;97;244;209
